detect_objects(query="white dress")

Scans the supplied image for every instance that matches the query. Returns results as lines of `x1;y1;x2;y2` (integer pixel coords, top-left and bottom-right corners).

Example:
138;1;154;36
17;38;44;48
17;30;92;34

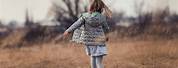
85;44;107;56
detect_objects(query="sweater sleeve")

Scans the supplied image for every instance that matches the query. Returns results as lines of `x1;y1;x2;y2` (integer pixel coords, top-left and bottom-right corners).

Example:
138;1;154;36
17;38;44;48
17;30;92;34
65;17;85;33
102;17;110;34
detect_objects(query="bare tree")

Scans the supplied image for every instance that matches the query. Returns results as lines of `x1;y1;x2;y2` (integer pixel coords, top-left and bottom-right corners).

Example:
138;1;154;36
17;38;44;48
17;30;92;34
0;20;2;27
134;0;144;15
49;0;86;31
24;9;34;27
134;0;152;33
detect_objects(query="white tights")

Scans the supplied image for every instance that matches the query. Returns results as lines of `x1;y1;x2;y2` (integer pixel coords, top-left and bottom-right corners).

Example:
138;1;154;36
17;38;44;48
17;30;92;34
90;56;104;68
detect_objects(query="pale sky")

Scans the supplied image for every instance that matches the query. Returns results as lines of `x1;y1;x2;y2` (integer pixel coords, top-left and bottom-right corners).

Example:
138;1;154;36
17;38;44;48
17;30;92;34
111;0;178;16
0;0;51;23
0;0;178;23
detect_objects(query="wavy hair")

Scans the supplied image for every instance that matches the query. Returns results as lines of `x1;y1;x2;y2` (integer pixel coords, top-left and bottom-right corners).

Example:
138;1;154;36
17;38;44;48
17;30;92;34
89;0;112;18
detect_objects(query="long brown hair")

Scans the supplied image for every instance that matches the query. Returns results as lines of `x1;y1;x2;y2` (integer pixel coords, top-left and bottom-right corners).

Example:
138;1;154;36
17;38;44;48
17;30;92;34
89;0;112;18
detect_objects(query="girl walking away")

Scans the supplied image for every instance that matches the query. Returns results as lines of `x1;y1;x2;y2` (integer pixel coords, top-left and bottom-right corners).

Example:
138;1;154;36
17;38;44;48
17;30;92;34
63;0;112;68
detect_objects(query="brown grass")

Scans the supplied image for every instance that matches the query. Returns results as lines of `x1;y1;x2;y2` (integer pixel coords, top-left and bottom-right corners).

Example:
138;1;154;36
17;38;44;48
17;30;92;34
0;39;178;68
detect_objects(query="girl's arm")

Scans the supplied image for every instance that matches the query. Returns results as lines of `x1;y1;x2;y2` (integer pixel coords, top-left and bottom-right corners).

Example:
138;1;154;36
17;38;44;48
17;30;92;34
65;17;85;33
102;17;110;34
102;17;110;41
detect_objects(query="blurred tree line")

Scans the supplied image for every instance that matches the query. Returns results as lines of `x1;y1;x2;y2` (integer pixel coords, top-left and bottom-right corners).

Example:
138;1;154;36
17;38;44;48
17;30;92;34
50;0;178;37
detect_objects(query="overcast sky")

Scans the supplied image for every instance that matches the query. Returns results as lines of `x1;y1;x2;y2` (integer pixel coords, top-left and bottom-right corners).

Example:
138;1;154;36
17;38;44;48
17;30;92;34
0;0;51;23
0;0;178;23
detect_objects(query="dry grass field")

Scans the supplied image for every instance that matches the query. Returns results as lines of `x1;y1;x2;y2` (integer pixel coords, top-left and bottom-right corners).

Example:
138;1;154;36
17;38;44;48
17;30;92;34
0;38;178;68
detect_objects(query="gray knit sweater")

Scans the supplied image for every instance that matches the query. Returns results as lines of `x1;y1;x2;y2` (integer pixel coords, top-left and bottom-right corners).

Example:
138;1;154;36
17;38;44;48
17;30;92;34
65;12;109;45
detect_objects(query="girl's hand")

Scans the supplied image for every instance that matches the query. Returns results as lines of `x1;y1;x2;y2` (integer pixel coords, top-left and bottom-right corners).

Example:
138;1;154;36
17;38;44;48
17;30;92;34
63;31;70;39
54;31;70;43
105;34;109;42
106;37;109;42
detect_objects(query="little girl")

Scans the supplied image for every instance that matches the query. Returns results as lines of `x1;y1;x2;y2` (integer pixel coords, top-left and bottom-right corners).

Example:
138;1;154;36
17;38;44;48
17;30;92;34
63;0;112;68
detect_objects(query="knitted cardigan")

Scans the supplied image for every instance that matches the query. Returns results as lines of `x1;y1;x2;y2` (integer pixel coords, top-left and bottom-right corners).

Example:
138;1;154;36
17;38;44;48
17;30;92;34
65;12;109;45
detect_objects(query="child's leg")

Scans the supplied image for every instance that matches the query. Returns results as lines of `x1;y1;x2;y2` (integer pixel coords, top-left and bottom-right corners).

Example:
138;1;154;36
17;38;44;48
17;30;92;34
90;56;97;68
96;56;104;68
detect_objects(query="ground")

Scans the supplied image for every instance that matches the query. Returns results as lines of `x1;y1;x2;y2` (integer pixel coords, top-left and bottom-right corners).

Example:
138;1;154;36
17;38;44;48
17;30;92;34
0;38;178;68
